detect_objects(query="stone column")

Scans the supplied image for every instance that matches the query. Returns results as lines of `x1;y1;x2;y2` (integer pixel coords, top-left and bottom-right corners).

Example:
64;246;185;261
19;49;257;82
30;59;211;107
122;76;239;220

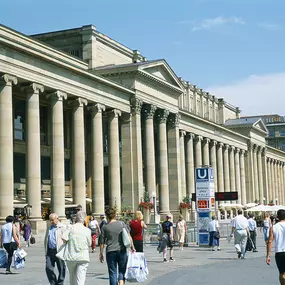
180;130;187;198
253;145;259;202
49;91;67;218
70;98;87;212
24;83;44;219
229;146;236;193
143;104;157;199
246;142;255;202
210;140;217;192
167;113;182;213
234;148;241;204
186;133;195;208
217;142;224;192
202;138;210;166
267;158;272;204
223;144;230;193
257;147;264;204
195;135;203;167
261;149;269;205
271;160;276;204
240;150;247;206
281;163;285;205
274;161;279;204
88;103;105;216
277;161;282;203
157;109;170;214
108;109;122;212
0;74;17;221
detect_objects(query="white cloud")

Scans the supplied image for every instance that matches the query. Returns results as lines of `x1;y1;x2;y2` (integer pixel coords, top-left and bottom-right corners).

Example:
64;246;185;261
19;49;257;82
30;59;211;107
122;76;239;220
257;22;280;31
191;17;245;32
207;73;285;116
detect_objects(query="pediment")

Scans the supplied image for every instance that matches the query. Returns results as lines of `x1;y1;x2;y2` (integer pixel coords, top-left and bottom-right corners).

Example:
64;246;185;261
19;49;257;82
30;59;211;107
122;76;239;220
253;119;268;134
138;61;182;89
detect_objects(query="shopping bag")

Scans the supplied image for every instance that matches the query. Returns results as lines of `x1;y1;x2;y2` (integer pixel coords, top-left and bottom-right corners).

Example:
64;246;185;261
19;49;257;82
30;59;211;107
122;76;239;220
125;252;149;283
0;249;8;268
30;236;36;244
15;248;27;259
14;249;25;269
246;238;254;252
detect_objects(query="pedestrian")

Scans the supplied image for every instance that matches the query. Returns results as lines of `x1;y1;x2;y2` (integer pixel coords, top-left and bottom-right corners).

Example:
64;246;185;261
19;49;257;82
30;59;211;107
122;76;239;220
99;214;107;231
63;211;91;285
160;214;175;262
44;213;66;285
266;209;285;285
261;213;272;244
99;207;135;285
248;214;258;252
230;209;250;259
208;215;220;251
88;215;100;253
0;215;21;274
176;214;186;250
129;210;147;252
22;219;32;247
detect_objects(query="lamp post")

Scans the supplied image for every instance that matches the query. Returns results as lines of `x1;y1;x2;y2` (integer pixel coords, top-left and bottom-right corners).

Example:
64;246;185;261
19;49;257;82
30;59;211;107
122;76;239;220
275;198;278;205
152;191;156;224
263;197;266;205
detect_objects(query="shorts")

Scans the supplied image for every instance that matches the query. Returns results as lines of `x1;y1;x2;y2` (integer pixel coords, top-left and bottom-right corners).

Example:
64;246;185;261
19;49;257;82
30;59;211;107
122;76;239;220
275;252;285;274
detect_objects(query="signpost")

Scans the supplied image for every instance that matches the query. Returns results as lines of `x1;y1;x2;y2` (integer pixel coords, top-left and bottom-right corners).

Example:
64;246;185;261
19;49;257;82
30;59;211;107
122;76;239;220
195;167;215;246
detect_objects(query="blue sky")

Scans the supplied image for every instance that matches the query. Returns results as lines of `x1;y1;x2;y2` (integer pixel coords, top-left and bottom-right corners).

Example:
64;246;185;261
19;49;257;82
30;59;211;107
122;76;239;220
1;0;284;115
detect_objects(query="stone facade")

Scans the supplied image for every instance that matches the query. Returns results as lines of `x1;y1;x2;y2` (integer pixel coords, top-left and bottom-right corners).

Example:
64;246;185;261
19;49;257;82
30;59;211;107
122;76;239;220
0;24;285;230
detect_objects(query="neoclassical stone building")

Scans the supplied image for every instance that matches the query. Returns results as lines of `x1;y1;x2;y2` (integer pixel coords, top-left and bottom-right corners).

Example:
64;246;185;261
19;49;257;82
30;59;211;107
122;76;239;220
0;24;285;230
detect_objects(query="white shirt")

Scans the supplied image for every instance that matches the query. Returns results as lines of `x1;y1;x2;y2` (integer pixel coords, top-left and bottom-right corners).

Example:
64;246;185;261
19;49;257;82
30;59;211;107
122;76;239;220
209;220;219;232
88;220;98;229
273;221;285;253
232;215;248;230
248;218;257;231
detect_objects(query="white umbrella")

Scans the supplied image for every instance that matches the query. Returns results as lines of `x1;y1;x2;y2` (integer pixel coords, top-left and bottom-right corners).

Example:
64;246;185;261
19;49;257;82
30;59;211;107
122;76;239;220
245;203;258;208
246;205;270;212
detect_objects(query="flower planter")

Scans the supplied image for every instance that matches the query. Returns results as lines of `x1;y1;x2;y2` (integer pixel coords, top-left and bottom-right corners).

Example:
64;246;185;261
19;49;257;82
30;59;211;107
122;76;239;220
142;208;150;224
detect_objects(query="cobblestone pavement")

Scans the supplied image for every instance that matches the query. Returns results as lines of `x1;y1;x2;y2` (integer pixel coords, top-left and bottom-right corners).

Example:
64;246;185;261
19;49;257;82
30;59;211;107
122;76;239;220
0;234;277;285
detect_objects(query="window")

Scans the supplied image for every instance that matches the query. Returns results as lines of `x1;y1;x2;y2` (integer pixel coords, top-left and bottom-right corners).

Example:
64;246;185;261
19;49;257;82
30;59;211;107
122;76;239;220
14;99;25;141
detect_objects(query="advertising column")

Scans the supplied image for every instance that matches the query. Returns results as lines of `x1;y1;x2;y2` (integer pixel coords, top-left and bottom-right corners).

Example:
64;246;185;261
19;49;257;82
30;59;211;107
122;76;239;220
195;167;215;246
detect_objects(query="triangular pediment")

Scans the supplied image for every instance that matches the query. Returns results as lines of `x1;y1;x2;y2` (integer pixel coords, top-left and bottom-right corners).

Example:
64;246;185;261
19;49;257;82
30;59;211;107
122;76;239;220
138;60;182;89
253;118;268;134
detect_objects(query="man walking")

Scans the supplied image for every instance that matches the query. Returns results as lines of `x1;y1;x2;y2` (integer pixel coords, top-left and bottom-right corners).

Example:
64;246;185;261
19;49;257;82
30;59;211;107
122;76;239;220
44;213;66;285
248;214;258;252
230;209;250;259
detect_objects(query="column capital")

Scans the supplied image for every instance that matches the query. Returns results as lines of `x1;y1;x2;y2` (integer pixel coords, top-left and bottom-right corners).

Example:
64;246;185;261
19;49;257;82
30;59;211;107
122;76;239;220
22;83;44;94
235;147;240;154
69;97;88;108
261;147;267;157
240;149;245;156
195;135;203;142
168;113;180;128
224;144;230;150
88;103;106;114
267;157;271;163
143;104;157;119
0;74;17;86
130;97;143;115
156;109;170;124
252;144;258;153
180;130;186;137
47;90;67;101
187;132;195;140
203;138;210;144
108;109;122;118
230;145;235;151
218;142;224;148
211;140;218;146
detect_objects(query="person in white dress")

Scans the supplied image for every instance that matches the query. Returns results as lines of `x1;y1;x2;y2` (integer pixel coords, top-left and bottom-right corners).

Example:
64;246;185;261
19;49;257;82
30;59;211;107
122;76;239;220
176;215;186;250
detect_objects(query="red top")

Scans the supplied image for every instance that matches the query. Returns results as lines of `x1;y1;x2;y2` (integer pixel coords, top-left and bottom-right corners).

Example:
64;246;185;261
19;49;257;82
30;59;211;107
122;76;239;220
130;219;143;241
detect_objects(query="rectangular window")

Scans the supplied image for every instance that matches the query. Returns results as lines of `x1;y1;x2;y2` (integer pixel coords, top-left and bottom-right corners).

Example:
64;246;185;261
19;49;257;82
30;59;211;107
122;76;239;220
14;99;25;141
40;106;48;144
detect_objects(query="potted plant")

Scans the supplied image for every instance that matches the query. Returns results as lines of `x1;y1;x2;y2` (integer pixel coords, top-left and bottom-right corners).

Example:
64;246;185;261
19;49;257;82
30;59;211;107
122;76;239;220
138;190;153;223
179;196;191;221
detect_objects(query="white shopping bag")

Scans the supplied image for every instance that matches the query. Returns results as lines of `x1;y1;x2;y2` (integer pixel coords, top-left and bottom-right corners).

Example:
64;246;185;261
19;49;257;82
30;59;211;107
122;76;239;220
15;248;27;259
125;252;149;283
14;249;25;270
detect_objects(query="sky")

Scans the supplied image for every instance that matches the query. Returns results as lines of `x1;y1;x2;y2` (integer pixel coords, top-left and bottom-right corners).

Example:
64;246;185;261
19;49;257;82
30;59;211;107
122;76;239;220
0;0;284;116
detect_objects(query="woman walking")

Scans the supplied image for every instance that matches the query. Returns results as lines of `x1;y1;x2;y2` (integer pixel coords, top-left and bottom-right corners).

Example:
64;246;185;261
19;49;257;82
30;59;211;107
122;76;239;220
129;210;147;252
0;216;21;274
62;211;91;285
266;209;285;285
176;215;186;250
99;207;135;285
261;213;271;244
88;215;100;253
22;219;32;247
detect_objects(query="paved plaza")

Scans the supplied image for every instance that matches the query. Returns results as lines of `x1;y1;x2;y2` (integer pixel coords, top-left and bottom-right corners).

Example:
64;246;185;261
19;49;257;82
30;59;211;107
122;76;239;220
0;234;279;285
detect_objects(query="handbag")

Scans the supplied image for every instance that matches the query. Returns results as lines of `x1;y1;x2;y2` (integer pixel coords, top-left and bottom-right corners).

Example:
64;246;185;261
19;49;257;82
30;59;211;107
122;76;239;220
121;222;131;248
30;235;36;244
55;244;67;261
214;231;220;239
0;249;8;268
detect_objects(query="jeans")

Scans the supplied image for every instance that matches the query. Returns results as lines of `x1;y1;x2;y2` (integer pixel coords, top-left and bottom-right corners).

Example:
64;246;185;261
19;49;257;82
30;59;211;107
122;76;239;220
209;231;219;247
106;250;128;285
66;261;89;285
250;231;257;249
46;249;66;285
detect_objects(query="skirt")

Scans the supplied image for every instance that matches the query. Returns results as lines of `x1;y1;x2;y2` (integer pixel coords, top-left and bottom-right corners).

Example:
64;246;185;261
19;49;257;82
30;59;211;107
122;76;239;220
176;229;185;243
275;252;285;274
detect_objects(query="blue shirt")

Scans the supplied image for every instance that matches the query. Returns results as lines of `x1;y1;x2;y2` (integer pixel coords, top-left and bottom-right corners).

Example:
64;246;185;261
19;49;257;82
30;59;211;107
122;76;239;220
48;225;57;249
